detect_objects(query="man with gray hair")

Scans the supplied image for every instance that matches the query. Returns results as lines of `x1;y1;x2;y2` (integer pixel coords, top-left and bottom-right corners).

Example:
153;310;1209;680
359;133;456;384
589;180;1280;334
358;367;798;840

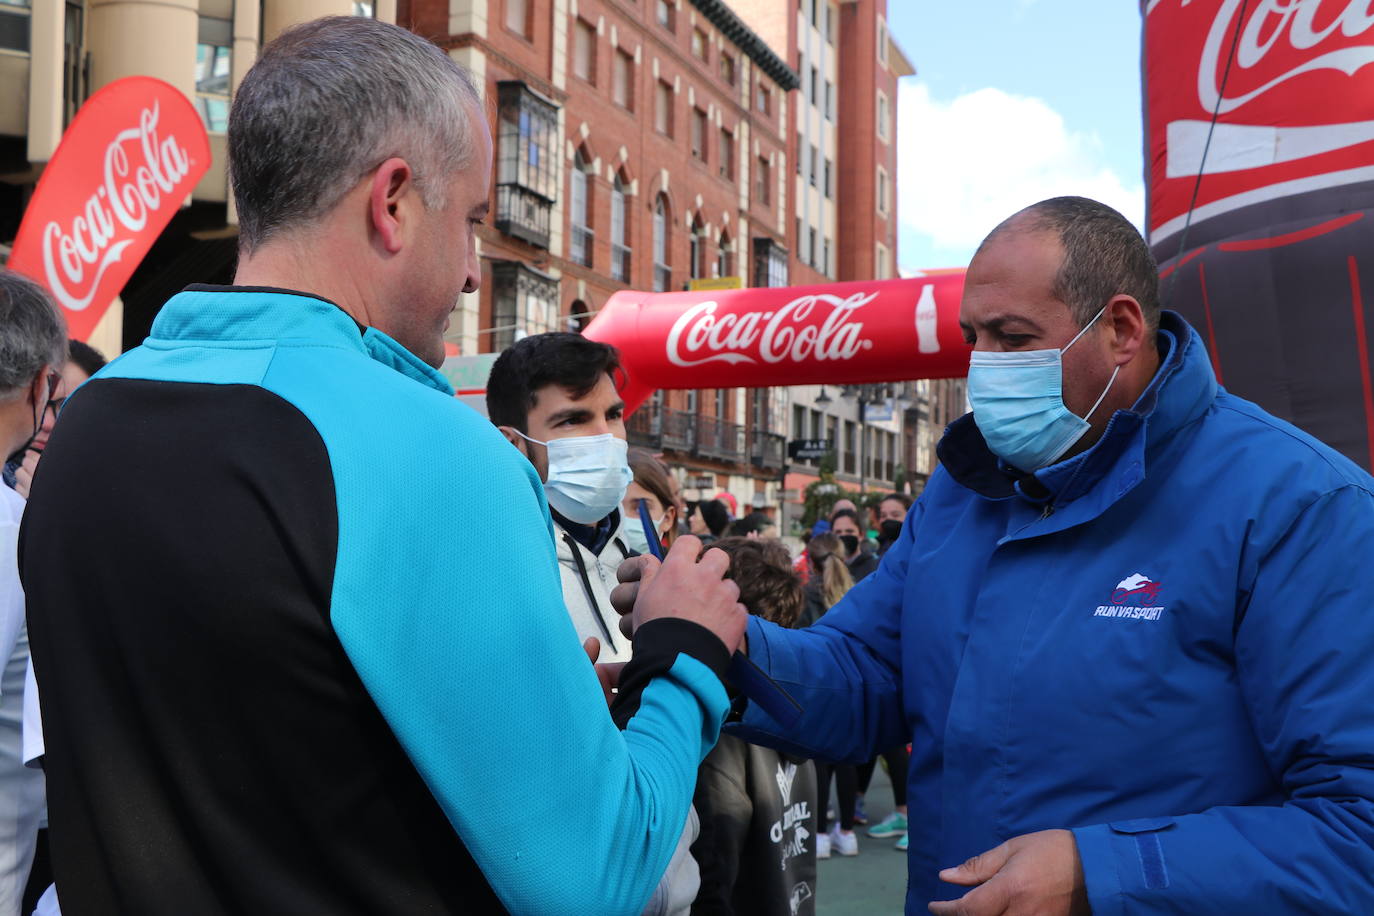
0;270;63;915
20;17;745;915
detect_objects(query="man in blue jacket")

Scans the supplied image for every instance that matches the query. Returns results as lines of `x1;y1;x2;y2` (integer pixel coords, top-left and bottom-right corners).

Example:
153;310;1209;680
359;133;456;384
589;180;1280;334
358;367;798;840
620;196;1374;914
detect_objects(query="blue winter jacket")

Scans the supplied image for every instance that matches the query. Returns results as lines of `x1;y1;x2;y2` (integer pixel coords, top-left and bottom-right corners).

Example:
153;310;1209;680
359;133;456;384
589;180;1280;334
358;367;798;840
732;312;1374;914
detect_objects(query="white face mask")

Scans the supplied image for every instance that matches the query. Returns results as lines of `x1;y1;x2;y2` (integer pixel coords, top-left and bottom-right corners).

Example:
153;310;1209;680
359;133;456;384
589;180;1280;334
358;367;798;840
509;430;633;524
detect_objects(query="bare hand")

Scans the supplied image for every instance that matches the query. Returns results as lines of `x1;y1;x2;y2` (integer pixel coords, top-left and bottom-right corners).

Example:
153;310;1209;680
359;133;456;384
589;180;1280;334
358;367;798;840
611;554;656;639
12;449;39;500
622;535;747;654
582;637;624;707
928;829;1089;916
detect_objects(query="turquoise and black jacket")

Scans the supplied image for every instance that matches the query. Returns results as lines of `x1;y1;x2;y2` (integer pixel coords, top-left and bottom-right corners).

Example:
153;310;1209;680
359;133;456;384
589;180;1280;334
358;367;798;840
20;286;731;915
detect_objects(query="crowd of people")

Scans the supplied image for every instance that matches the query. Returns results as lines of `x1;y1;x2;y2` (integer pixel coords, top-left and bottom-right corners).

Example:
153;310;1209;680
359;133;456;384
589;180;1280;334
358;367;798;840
1;14;1373;916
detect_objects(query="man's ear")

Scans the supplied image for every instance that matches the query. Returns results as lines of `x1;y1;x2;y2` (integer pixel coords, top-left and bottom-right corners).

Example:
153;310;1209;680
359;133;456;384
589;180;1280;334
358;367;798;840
498;426;527;455
1105;295;1147;366
369;157;418;255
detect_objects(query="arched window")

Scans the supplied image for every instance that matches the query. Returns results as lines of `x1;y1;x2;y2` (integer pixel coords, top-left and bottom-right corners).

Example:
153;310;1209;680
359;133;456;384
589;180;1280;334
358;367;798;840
689;216;707;280
653;194;671;292
717;230;734;278
568;298;590;333
570;150;593;267
611;173;630;282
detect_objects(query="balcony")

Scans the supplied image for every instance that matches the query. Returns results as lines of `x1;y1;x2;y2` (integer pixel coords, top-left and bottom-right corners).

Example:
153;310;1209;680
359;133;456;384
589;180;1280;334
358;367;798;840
750;431;786;472
696;415;746;462
612;243;632;282
570;224;594;267
496;183;552;249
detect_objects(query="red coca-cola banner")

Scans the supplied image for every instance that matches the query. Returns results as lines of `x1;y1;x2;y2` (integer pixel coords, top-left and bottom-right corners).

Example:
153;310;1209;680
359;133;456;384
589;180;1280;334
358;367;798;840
583;274;970;414
8;76;210;341
1145;0;1374;245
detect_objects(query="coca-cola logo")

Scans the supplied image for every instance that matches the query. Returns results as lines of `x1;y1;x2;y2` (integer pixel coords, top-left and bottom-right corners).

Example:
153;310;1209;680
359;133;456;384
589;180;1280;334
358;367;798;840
1198;0;1374;113
40;103;191;312
666;292;877;367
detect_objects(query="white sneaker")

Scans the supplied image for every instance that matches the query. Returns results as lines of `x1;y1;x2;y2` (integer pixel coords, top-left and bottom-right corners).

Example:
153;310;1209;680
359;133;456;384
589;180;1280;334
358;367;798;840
816;832;831;859
831;827;859;857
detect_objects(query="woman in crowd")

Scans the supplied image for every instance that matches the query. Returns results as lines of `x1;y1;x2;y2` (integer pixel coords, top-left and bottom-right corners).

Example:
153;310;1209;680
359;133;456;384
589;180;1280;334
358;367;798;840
828;509;877;582
796;532;860;859
623;448;681;556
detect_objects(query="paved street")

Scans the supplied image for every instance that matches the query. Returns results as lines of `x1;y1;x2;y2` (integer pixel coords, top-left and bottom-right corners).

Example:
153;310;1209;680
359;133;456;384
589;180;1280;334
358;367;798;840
815;762;909;916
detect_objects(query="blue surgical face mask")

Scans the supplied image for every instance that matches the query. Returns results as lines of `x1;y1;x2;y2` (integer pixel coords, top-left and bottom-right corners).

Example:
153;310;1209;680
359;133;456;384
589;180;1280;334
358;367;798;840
509;430;633;524
623;507;666;555
966;305;1121;472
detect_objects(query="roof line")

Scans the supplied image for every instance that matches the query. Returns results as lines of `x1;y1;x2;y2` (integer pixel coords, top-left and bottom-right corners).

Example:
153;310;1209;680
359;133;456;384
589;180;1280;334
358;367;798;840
688;0;800;91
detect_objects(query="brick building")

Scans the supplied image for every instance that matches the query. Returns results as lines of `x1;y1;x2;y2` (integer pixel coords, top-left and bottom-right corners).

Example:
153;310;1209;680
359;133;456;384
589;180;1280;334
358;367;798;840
400;0;801;510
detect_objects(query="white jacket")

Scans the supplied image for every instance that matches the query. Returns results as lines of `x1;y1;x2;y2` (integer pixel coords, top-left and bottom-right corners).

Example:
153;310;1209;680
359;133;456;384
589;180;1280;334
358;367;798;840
554;511;635;664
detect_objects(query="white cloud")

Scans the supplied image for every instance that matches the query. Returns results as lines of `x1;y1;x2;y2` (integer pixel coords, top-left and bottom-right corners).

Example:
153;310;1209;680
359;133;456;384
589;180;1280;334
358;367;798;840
897;82;1144;269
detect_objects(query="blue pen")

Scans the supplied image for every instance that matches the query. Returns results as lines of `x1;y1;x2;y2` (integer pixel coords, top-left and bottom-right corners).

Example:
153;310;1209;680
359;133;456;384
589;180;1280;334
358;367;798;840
636;499;803;729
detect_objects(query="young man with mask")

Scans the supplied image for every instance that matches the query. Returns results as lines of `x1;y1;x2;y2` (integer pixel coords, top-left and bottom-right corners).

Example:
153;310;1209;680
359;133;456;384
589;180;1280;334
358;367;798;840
487;332;704;916
614;197;1374;914
487;332;637;665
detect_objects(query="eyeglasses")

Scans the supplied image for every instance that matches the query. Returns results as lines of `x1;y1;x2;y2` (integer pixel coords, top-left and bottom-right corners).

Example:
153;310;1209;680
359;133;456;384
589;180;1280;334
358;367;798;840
41;371;63;419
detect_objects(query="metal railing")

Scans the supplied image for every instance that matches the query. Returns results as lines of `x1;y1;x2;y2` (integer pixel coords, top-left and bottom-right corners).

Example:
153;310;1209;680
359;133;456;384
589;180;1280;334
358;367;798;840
750;431;786;472
611;243;631;282
495;183;552;249
570;225;594;267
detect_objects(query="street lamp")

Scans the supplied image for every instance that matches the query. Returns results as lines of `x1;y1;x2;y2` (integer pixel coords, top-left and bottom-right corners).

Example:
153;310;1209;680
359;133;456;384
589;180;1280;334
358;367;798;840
815;386;833;407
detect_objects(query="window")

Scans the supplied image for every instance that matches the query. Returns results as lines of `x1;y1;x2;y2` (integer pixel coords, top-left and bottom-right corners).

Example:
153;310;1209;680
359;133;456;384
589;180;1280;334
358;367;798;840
613;50;634;110
755;156;770;206
570;151;593;267
352;1;373;15
653;195;671;292
753;237;789;288
825;79;833;120
843;420;856;474
715;388;728;418
0;0;30;54
573;19;596;84
876;241;891;280
809;228;818;268
195;17;232;133
62;0;86;125
878;16;889;67
877;90;890;142
824;157;833;198
809;144;818;187
756;84;770;114
793;405;806;441
506;0;528;37
720;53;735;85
495;82;558;249
795;131;803;174
876;165;889;216
717;232;734;277
655;81;673;136
689;218;706;279
810;0;818;28
691;108;707;161
826;3;835;44
796;217;805;265
718;128;733;181
491;261;559;350
810;66;818;106
611;174;631;282
822;238;831;276
692;28;707;60
656;0;674;31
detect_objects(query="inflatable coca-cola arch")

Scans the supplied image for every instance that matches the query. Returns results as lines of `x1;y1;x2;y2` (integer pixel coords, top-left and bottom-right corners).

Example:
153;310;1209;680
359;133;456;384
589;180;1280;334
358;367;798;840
583;273;970;414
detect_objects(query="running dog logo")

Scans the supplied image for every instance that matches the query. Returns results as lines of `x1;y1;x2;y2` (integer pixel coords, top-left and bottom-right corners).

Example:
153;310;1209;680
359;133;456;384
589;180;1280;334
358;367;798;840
1112;573;1162;605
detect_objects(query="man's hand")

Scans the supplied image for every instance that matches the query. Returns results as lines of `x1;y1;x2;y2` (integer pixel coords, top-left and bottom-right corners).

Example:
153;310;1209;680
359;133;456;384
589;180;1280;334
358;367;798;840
928;829;1089;916
12;449;39;500
611;535;747;654
581;637;624;708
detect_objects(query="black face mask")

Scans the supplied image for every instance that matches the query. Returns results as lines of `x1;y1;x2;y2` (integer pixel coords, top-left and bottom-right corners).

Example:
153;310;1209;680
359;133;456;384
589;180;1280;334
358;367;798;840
838;534;859;556
879;519;904;543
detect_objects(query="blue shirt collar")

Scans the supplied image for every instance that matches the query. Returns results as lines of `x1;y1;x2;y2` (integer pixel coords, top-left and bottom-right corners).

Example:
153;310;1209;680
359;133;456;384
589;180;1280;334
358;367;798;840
151;285;454;396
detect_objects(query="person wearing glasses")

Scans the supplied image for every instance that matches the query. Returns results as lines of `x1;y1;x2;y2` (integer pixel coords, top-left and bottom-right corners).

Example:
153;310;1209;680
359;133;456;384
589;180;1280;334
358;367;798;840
7;340;106;499
0;270;66;916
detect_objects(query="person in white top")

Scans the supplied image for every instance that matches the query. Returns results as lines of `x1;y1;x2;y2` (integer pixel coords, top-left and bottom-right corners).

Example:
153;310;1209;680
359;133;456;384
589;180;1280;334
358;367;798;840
0;270;68;916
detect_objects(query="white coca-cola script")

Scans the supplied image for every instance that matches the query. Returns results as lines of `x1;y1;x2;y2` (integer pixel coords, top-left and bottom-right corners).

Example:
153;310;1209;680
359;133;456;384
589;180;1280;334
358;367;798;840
1198;0;1374;114
666;292;878;367
41;102;192;311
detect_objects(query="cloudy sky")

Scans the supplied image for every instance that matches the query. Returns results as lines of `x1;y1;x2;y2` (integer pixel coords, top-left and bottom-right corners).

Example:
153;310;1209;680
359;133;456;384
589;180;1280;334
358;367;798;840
889;1;1146;272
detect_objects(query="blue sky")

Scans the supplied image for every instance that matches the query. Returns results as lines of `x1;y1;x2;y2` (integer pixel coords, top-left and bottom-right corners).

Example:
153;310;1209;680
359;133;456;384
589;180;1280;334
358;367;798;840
889;1;1146;271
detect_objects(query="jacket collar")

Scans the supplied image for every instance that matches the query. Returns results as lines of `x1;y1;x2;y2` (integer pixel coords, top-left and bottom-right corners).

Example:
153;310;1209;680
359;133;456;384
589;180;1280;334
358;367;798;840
151;285;454;396
938;311;1217;521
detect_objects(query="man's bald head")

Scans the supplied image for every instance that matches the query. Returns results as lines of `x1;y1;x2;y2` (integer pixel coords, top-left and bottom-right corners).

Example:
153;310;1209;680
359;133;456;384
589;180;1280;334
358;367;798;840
977;197;1161;332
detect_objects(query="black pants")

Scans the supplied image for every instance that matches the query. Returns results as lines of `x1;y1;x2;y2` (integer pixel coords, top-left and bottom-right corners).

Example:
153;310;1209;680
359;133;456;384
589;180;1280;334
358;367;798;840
815;762;857;832
856;745;910;808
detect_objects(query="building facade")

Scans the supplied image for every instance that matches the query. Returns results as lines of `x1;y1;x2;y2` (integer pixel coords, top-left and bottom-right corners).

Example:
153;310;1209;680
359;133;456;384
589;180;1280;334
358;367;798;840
0;0;380;358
